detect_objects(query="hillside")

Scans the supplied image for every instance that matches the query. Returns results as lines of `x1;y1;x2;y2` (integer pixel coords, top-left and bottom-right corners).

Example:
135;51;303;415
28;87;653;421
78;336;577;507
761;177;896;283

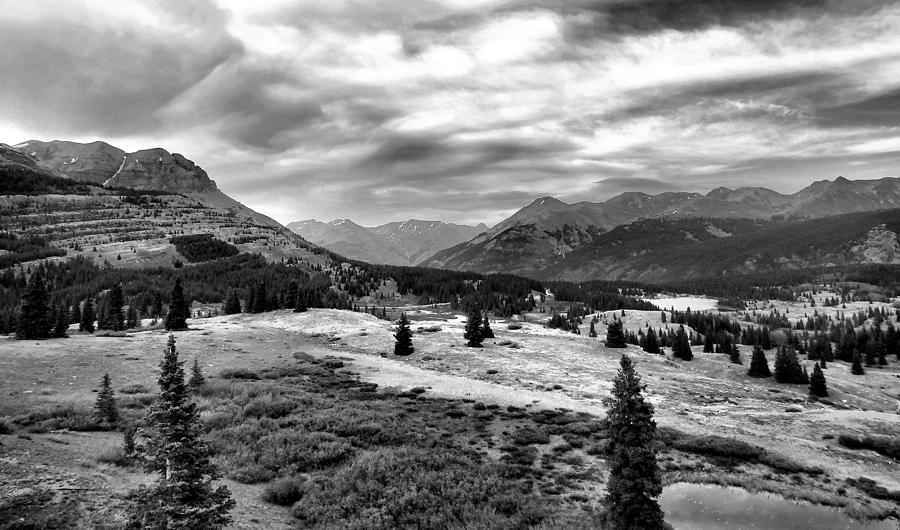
422;177;900;280
288;218;486;266
0;141;325;270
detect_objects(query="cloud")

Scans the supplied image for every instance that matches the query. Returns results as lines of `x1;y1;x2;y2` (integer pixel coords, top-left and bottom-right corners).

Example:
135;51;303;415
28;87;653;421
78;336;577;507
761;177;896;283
2;0;900;226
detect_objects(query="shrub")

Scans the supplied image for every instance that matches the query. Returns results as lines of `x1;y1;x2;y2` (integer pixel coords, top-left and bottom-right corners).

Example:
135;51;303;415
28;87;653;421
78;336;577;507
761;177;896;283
242;396;297;419
14;404;103;433
837;434;900;461
262;476;307;506
673;434;763;461
512;428;550;446
0;418;13;435
219;368;260;380
119;384;150;394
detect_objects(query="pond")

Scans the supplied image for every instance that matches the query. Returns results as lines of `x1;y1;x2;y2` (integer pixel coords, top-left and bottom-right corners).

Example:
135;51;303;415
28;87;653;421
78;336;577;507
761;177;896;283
660;483;896;530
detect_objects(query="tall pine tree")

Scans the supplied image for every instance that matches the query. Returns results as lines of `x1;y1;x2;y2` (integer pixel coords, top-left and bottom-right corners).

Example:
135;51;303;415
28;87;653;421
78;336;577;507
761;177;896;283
603;355;665;530
128;335;234;529
94;373;119;426
165;279;188;331
463;306;483;348
809;362;828;397
16;269;52;340
605;318;627;348
80;297;96;333
394;313;414;356
747;344;771;378
671;326;693;361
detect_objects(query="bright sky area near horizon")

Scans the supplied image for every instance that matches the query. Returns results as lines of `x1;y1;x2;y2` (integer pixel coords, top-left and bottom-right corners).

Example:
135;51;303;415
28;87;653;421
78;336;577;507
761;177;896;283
1;0;899;226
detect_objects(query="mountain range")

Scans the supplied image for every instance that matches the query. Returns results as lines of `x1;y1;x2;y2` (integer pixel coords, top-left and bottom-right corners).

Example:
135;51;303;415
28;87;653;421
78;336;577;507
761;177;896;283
422;177;900;281
287;218;487;267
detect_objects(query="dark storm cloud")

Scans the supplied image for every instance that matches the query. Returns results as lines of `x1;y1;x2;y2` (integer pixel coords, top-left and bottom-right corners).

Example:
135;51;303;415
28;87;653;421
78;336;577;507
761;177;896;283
0;1;241;137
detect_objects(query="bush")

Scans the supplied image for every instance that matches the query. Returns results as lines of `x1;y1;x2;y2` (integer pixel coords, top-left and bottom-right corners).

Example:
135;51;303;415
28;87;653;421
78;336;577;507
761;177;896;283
0;418;13;435
119;384;150;394
13;405;103;433
512;428;550;446
672;434;763;461
219;368;260;380
837;434;900;461
262;476;307;506
242;396;297;419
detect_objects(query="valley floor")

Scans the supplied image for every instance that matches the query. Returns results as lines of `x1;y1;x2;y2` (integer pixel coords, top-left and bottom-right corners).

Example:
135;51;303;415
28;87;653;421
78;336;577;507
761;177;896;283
1;307;898;528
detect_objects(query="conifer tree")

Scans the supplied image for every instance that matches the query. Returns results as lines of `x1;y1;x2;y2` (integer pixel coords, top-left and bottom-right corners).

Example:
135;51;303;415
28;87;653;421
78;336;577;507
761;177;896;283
774;347;806;384
95;373;119;426
53;302;69;338
747;344;771;378
729;343;742;365
165;279;188;331
672;325;693;361
603;355;664;530
393;313;414;356
285;281;299;310
80;297;96;333
703;334;714;353
643;327;660;354
127;335;234;529
589;320;597;338
109;284;125;332
850;352;865;375
223;290;241;315
605;318;627;348
70;302;81;329
251;281;268;313
481;312;495;339
463;306;483;348
809;362;828;397
126;306;140;329
188;358;206;389
293;296;308;313
15;269;52;340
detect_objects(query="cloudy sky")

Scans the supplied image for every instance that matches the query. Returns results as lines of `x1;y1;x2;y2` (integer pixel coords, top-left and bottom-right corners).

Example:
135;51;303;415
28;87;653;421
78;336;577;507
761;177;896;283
2;0;899;226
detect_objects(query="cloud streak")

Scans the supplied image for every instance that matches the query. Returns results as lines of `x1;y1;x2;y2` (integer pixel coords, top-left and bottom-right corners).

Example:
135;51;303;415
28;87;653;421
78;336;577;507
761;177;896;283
1;0;899;226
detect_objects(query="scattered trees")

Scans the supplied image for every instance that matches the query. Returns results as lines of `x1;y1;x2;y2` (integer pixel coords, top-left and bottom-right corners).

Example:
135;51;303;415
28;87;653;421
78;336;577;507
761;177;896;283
642;327;660;354
671;325;693;361
773;347;808;384
394;313;414;356
603;355;665;530
127;335;234;529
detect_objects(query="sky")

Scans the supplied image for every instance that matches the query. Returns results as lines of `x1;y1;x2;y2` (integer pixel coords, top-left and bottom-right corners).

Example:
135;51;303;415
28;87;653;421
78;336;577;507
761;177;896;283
1;0;899;226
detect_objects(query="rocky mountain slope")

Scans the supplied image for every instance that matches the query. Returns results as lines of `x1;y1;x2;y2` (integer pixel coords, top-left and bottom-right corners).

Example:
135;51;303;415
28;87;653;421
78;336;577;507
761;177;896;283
288;218;486;266
1;141;326;271
422;177;900;281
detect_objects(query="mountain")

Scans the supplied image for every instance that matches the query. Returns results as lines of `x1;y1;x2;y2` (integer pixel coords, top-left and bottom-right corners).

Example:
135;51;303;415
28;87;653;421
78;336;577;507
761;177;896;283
288;218;486;266
8;140;278;228
1;139;326;270
421;177;900;281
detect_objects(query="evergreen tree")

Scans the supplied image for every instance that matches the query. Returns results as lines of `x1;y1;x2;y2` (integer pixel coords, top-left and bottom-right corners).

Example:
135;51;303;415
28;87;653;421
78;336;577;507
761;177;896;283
589;320;597;338
189;358;206;389
671;326;693;361
80;297;96;333
127;335;234;529
702;334;714;353
15;270;52;340
729;343;742;365
773;347;806;384
109;284;125;332
251;281;268;313
53;302;69;338
151;293;164;319
393;313;414;356
605;318;627;348
285;281;298;310
70;302;81;330
747;345;771;378
643;327;660;354
293;296;308;313
126;306;140;329
809;362;828;397
223;290;241;315
165;279;188;331
603;355;664;530
463;306;483;348
850;352;865;375
94;373;119;426
481;312;495;339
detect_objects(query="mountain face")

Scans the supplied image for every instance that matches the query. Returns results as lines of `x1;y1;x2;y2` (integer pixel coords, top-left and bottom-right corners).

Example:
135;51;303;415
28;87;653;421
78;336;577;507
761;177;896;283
421;177;900;281
288;218;486;266
7;140;280;228
2;139;324;269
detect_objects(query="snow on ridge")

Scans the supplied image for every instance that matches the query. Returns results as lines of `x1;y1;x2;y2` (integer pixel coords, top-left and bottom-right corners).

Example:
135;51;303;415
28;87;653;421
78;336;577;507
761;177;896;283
12;142;29;148
103;154;128;187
